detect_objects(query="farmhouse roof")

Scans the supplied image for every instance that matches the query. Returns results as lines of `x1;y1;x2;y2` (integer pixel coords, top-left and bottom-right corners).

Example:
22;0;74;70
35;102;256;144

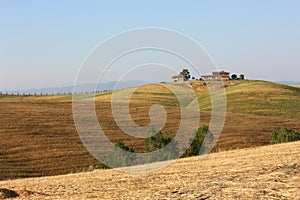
213;71;230;74
172;75;185;78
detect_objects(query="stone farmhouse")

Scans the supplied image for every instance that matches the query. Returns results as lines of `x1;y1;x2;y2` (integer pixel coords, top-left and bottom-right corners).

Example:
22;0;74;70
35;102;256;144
171;75;188;82
201;71;230;81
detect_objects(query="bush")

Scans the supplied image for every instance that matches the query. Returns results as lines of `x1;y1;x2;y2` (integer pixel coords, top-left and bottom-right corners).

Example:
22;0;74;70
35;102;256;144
144;129;179;162
231;74;238;80
271;128;300;144
183;125;213;157
101;141;136;168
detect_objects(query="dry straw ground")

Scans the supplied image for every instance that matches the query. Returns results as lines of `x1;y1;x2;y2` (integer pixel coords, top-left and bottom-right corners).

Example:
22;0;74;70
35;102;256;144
0;141;299;199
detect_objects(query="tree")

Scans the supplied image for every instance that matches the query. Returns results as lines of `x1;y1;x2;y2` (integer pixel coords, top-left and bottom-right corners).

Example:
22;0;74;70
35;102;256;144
144;129;179;162
101;141;136;168
231;74;238;80
183;125;213;157
180;69;191;80
239;74;245;80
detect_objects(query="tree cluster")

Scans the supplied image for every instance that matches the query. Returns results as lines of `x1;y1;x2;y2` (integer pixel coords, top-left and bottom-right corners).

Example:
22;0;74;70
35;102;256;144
231;74;245;80
98;125;212;169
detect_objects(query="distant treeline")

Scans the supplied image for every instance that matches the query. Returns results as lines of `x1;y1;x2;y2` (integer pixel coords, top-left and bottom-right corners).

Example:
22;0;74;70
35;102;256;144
0;90;114;96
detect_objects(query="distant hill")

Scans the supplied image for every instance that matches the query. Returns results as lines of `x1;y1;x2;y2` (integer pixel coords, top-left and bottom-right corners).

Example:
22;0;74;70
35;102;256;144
1;80;149;95
276;80;300;86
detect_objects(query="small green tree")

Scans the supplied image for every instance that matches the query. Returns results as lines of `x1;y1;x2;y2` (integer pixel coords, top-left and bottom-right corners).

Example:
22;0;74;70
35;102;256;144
239;74;245;80
101;141;136;168
231;74;238;80
144;129;179;162
183;125;213;157
271;128;300;144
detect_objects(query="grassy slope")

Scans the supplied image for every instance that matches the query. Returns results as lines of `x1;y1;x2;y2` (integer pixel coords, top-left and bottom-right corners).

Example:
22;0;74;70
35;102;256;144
196;80;300;120
0;80;299;180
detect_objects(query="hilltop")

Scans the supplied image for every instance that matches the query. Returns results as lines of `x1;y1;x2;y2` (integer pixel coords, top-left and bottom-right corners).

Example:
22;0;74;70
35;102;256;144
0;141;299;199
0;80;299;180
191;80;300;119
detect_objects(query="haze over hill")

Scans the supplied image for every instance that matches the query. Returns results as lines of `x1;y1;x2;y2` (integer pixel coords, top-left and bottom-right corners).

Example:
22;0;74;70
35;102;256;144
1;80;149;95
1;79;299;95
276;80;300;86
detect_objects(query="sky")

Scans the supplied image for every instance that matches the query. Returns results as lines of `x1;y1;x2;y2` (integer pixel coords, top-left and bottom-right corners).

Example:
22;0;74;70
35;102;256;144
0;0;299;90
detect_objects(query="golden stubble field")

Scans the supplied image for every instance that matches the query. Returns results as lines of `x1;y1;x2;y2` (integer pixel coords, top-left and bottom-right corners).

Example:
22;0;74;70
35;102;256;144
0;80;299;180
0;141;299;199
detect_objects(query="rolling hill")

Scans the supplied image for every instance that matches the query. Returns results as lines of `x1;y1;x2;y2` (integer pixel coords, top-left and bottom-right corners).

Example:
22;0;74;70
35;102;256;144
192;80;300;119
0;80;299;180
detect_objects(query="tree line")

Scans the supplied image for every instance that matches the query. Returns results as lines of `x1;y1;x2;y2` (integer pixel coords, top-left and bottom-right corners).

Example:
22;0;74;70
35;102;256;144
84;126;300;171
0;90;114;96
100;125;212;168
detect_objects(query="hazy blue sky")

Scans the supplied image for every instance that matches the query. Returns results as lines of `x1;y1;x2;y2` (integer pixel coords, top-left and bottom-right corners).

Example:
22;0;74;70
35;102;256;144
0;0;299;90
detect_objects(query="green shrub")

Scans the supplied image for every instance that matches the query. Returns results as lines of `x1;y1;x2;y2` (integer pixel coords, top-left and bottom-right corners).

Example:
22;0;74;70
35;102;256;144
271;128;300;144
101;141;136;168
144;129;179;162
183;125;213;157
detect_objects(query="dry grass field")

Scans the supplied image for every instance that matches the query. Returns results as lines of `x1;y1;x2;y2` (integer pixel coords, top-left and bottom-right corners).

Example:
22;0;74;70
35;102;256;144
0;80;299;180
0;141;299;199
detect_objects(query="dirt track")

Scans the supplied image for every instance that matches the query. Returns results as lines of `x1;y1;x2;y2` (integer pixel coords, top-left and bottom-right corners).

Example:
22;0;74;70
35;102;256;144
1;141;299;199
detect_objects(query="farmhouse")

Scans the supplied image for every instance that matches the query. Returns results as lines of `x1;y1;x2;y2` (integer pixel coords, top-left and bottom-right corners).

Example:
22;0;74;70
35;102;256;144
201;71;230;81
172;75;187;82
